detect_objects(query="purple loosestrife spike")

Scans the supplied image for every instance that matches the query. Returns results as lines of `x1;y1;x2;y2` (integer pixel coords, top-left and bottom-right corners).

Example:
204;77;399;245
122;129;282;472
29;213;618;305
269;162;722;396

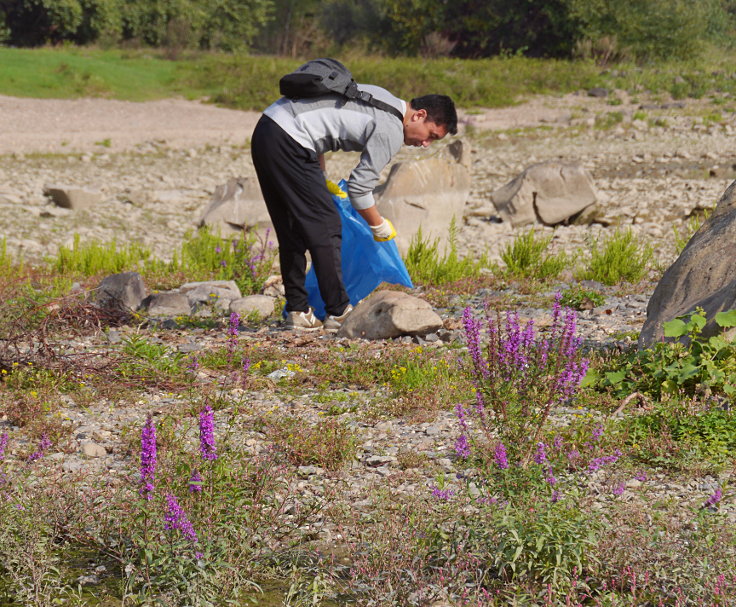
28;433;51;461
553;434;563;451
228;312;240;338
635;471;647;482
430;486;455;500
462;307;489;379
592;424;604;441
534;442;548;465
455;434;471;459
140;416;157;500
704;488;723;510
546;468;557;485
494;442;509;469
551;490;561;503
455;403;469;432
199;405;217;461
189;470;203;493
164;494;198;543
613;483;626;496
0;432;8;461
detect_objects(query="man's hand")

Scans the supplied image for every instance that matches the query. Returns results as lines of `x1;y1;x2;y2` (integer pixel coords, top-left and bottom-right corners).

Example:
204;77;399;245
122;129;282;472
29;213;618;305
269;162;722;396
370;218;397;242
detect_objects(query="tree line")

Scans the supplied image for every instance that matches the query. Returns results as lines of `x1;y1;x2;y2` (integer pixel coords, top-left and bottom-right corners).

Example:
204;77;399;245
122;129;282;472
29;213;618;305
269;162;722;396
1;0;735;61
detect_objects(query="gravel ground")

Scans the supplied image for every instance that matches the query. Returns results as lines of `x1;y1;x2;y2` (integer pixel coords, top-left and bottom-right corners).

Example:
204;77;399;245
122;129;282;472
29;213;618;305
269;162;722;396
1;91;735;558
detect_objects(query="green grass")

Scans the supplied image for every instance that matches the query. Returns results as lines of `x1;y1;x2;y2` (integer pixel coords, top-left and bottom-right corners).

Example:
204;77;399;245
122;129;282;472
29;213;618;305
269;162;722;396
1;46;735;110
0;47;207;101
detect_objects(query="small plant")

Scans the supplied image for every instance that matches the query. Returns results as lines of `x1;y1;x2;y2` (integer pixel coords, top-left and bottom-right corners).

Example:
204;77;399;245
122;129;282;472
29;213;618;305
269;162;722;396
500;229;568;281
591;308;736;400
578;228;653;285
559;285;605;310
404;219;490;285
261;415;358;471
461;294;589;464
51;234;153;276
673;207;712;254
595;110;624;129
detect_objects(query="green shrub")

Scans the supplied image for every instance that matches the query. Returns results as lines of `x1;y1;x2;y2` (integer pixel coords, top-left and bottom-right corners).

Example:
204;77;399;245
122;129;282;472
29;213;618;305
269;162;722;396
404;219;490;285
500;229;568;281
51;234;152;276
560;285;605;310
578;228;653;285
590;308;736;400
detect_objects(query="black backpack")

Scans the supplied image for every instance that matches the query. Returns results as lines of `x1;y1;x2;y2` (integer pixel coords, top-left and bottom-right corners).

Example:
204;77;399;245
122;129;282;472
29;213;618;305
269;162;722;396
279;58;404;122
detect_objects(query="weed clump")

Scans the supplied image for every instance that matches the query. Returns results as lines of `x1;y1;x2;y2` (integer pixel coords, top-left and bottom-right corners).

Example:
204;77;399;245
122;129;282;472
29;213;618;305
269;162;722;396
578;228;653;285
500;229;568;281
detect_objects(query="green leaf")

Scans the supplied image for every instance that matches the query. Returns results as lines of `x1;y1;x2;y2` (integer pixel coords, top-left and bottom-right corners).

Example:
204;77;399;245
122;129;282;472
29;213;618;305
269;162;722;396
715;309;736;328
677;363;700;383
664;318;688;337
605;370;626;385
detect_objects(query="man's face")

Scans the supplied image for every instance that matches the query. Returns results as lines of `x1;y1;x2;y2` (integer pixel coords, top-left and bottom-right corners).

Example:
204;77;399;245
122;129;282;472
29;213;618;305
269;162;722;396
403;109;448;148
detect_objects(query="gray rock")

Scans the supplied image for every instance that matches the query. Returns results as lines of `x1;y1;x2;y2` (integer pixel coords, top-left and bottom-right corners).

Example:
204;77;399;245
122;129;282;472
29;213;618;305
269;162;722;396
96;272;147;312
81;441;107;458
375;140;471;255
490;162;599;227
230;295;275;319
640;179;736;347
197;177;272;237
181;281;242;307
43;184;102;210
338;291;443;340
145;292;191;316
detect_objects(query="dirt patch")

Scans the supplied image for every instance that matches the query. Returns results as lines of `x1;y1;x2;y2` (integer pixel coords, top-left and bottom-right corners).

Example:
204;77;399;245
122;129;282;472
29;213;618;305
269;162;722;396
0;93;601;154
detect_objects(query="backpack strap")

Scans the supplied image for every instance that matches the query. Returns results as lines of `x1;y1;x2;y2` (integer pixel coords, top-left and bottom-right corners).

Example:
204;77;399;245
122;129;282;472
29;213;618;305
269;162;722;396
343;82;404;123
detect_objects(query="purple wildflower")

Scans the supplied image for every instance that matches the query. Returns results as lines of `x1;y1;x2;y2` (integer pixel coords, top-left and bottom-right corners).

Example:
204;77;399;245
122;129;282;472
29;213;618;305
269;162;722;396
546;467;557;485
635;471;647;482
28;433;52;461
241;357;251;389
140;416;157;500
494;442;509;470
592;424;605;441
534;442;548;465
219;260;227;267
567;449;580;462
228;312;240;338
462;307;489;379
588;449;622;472
195;551;204;560
704;488;723;510
431;486;456;500
455;434;471;459
164;494;198;543
189;470;203;493
0;432;8;461
613;482;626;496
199;405;217;461
551;490;561;503
553;434;563;451
215;245;222;254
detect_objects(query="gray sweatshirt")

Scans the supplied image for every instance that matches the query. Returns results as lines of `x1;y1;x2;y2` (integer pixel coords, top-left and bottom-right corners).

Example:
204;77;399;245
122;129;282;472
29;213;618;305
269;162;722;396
263;84;406;210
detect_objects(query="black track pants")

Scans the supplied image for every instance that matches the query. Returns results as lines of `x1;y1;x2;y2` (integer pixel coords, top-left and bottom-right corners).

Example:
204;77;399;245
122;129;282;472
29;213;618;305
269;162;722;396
251;115;350;316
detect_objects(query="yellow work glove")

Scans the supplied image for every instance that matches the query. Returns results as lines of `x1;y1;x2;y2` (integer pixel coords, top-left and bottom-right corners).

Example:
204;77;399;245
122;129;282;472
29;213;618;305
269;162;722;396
370;218;397;242
325;179;347;199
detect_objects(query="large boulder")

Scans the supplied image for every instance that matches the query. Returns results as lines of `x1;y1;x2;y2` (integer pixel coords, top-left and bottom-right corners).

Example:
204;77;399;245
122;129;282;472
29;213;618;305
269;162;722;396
96;272;147;312
375;140;471;256
337;291;443;340
197;177;272;236
639;179;736;347
44;184;102;210
489;162;599;227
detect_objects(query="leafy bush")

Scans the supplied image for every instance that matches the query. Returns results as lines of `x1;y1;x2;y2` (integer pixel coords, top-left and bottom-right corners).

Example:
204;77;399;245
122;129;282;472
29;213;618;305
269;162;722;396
578;228;653;285
500;229;568;281
404;220;490;286
560;285;605;310
592;308;736;400
461;295;589;464
52;233;153;276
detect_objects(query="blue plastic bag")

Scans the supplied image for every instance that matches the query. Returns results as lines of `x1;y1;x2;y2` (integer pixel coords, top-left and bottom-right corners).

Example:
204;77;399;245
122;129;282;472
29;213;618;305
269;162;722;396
305;180;413;319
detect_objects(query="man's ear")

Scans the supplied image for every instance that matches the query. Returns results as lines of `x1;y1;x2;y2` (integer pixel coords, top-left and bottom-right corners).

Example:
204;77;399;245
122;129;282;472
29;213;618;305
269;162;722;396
412;108;427;121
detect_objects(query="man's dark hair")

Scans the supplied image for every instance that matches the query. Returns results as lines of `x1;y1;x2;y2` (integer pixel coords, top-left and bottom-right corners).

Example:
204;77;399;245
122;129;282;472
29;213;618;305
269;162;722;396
410;95;458;135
